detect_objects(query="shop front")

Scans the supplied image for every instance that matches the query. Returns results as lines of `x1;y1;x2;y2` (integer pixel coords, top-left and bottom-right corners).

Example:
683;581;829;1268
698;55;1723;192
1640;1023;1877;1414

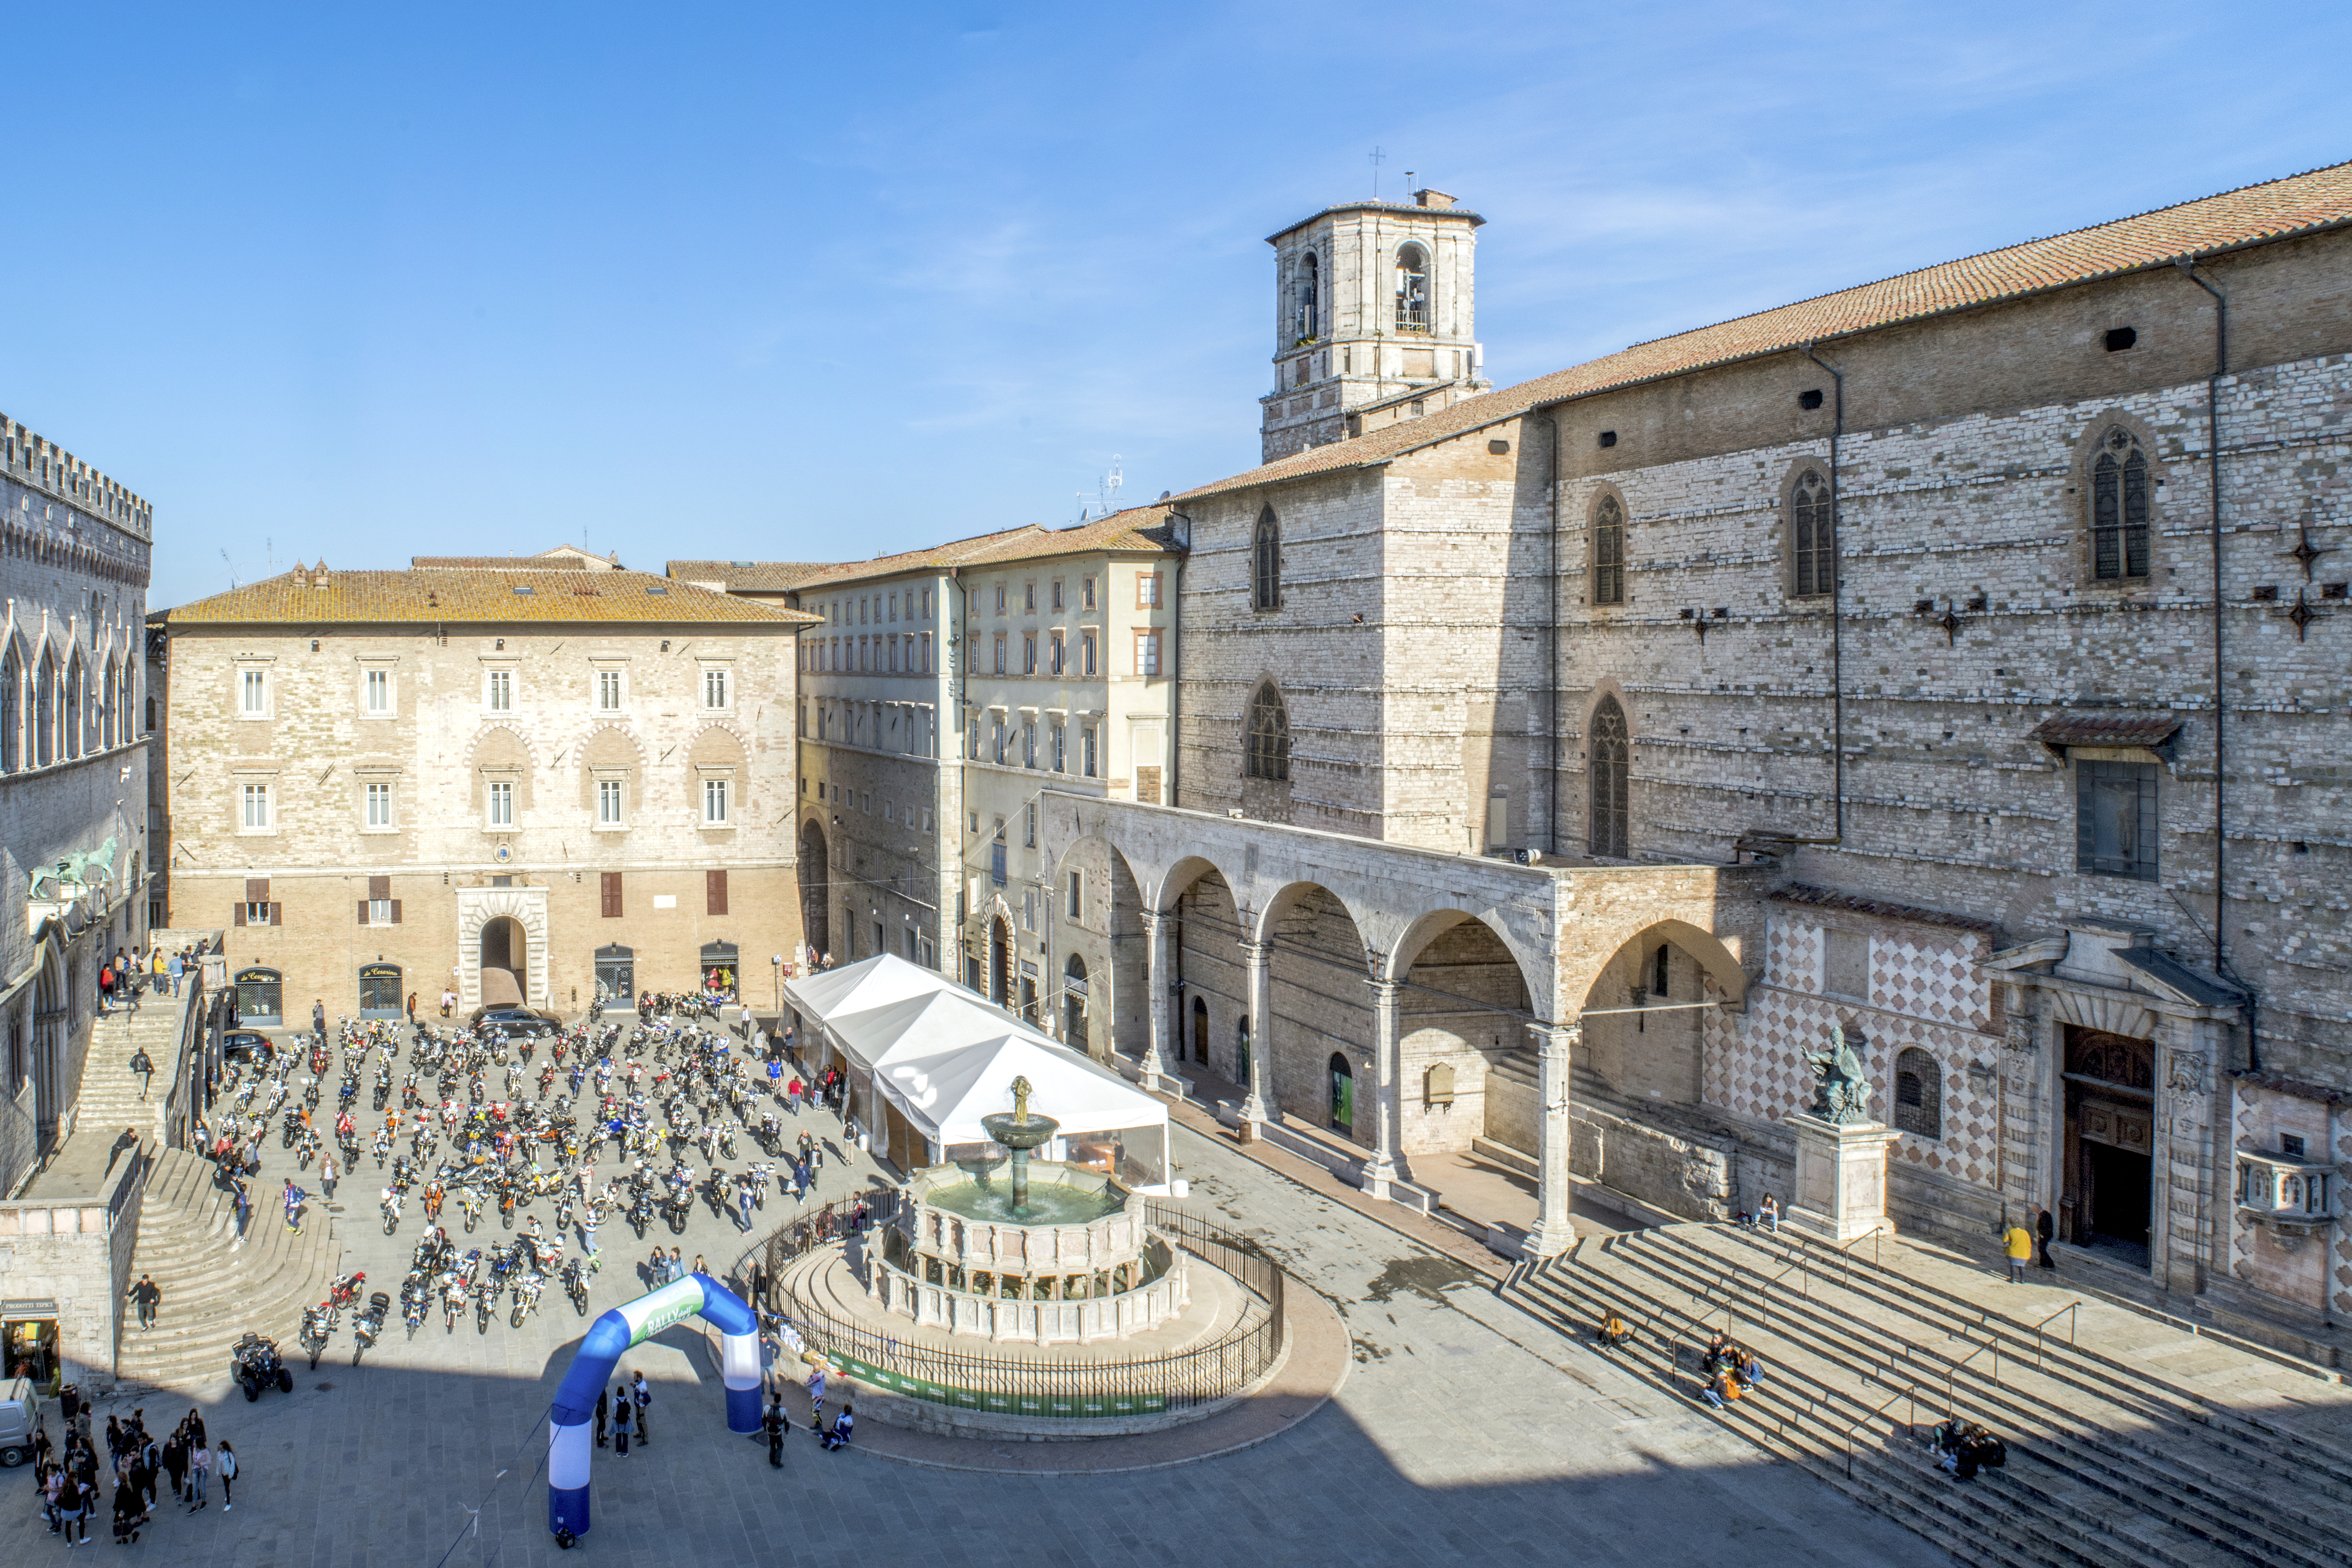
1;1301;60;1394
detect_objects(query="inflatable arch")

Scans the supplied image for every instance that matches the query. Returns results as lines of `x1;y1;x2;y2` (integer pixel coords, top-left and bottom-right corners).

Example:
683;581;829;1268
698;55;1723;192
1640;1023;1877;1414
548;1273;761;1539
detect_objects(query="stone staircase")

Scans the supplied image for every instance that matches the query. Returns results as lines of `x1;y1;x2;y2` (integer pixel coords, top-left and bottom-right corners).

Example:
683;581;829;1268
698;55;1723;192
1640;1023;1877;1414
1508;1222;2352;1568
22;995;191;1199
112;1147;337;1392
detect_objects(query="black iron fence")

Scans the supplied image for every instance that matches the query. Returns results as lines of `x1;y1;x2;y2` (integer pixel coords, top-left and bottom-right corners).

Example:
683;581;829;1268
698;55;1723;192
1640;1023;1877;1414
757;1195;1288;1420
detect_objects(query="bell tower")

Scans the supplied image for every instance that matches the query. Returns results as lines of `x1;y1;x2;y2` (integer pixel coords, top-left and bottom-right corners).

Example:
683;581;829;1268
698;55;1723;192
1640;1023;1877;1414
1260;187;1490;463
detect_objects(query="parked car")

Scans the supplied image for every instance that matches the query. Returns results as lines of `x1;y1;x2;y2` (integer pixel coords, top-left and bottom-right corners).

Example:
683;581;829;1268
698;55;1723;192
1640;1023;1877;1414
0;1376;34;1466
221;1030;276;1063
468;1006;564;1037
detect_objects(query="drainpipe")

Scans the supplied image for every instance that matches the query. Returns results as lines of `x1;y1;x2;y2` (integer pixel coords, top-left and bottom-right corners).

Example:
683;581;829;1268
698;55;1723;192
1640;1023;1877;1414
1799;344;1847;844
1543;412;1561;856
2174;260;2255;1071
1165;517;1188;808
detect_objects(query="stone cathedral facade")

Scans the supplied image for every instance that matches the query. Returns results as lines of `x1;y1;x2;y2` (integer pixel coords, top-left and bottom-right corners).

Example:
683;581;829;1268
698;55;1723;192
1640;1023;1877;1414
1005;165;2352;1362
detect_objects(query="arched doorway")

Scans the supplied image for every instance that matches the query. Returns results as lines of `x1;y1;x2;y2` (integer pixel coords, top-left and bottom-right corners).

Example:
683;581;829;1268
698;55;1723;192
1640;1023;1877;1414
480;917;526;1008
2064;1026;2154;1264
797;821;830;961
1063;955;1090;1053
234;965;283;1028
358;964;402;1020
988;918;1012;1008
1328;1053;1355;1134
1191;995;1209;1064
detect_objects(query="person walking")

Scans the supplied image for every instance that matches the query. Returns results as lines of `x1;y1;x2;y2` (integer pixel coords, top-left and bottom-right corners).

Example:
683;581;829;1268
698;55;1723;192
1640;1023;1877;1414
168;951;185;997
215;1442;236;1510
161;1432;187;1502
321;1151;339;1201
312;999;327;1046
2036;1206;2057;1270
128;1275;160;1331
610;1389;631;1456
807;1363;827;1436
130;1047;154;1100
763;1396;786;1467
186;1441;211;1511
2003;1217;2034;1284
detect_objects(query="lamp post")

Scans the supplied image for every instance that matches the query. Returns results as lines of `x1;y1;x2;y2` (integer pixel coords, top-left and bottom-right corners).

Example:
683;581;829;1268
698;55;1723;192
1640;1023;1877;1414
772;953;783;1022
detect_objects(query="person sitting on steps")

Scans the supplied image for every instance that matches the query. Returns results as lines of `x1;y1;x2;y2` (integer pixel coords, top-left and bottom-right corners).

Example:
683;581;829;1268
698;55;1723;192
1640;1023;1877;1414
1596;1311;1634;1350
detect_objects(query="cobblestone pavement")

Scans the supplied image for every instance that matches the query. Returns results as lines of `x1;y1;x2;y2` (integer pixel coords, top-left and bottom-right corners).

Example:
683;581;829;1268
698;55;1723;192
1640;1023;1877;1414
11;1057;1952;1568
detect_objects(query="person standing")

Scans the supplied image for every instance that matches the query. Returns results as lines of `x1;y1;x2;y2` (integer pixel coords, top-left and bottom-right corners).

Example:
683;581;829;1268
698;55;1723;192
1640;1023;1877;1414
751;1261;771;1314
807;1363;827;1436
105;1126;140;1177
2036;1206;2057;1270
631;1370;651;1446
763;1396;786;1467
406;992;419;1026
129;1274;161;1331
215;1442;236;1510
320;1151;339;1201
2003;1218;2034;1284
440;986;456;1019
168;951;185;997
186;1441;211;1510
610;1390;631;1457
161;1431;187;1501
594;1388;608;1449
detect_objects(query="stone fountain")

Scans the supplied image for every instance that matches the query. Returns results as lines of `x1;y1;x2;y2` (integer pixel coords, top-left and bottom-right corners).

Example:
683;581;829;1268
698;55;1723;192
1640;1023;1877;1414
979;1074;1057;1218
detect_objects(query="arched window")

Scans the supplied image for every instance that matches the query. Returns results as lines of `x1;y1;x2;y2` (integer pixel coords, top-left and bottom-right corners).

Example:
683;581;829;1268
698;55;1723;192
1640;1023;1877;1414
33;649;54;767
0;646;19;773
1328;1052;1355;1132
100;660;115;750
1394;244;1429;332
1651;943;1671;999
1591;495;1626;605
2091;427;2151;580
1191;995;1209;1063
1296;252;1319;340
1893;1046;1942;1139
1790;468;1833;597
1246;682;1290;780
1588;696;1629;859
1252;508;1281;611
63;655;82;759
1235;1016;1251;1086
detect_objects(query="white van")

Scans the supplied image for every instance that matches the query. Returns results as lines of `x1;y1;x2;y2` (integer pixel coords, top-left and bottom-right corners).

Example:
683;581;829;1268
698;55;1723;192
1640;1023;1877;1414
0;1376;34;1467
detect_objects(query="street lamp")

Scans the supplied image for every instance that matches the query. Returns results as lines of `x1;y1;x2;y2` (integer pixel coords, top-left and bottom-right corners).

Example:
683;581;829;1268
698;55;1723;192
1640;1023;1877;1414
772;952;783;1019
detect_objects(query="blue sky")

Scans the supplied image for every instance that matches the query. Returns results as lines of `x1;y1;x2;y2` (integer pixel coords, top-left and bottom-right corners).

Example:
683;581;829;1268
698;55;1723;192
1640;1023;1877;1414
12;2;2349;608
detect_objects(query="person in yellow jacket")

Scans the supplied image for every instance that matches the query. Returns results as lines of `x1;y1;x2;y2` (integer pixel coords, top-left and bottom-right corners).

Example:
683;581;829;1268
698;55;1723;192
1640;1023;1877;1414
2004;1219;2034;1283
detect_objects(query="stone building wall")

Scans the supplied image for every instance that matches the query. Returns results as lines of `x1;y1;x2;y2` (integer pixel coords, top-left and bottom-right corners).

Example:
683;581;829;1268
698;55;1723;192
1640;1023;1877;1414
161;599;804;1020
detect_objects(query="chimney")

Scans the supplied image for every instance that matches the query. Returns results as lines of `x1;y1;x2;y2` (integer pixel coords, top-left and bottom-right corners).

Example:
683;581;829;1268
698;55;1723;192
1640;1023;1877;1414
1414;188;1456;210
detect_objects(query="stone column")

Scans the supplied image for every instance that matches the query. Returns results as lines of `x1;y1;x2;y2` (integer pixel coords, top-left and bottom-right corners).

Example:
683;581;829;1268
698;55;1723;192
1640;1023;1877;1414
1522;1021;1579;1259
1361;979;1402;1200
1138;909;1171;1090
1239;940;1272;1128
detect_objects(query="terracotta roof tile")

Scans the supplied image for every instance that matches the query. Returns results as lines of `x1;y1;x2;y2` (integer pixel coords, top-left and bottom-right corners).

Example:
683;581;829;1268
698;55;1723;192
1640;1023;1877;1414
664;560;833;592
1178;159;2352;503
778;507;1181;593
1770;883;2001;938
162;566;819;627
411;545;622;570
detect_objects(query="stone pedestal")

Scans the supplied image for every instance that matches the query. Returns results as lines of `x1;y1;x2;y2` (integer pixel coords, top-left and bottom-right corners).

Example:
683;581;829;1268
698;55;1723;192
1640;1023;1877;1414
1784;1113;1898;1245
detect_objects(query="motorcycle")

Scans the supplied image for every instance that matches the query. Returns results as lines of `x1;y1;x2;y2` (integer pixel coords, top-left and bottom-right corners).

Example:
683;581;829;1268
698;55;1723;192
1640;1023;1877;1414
563;1258;590;1315
300;1305;332;1370
352;1292;391;1363
326;1271;367;1312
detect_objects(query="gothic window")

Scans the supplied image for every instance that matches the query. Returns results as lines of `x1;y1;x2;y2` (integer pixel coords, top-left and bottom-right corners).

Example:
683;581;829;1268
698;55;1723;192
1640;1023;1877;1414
1252;508;1281;611
1650;943;1671;999
0;645;18;773
1245;681;1290;781
2090;427;2151;580
1790;468;1833;597
1591;495;1626;606
1296;252;1319;340
1588;695;1629;859
1893;1047;1942;1139
1394;244;1429;333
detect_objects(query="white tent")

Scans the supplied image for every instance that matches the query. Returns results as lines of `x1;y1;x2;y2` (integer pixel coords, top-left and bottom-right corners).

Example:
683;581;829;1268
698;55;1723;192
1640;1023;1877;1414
780;953;1168;1183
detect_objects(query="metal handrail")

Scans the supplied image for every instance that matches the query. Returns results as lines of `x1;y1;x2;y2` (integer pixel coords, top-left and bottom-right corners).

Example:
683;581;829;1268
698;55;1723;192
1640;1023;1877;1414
2029;1299;2081;1368
1845;1379;1928;1479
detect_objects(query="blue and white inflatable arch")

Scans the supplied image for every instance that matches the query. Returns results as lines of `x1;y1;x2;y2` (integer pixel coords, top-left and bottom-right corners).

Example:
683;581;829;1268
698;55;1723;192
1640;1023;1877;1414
548;1273;761;1539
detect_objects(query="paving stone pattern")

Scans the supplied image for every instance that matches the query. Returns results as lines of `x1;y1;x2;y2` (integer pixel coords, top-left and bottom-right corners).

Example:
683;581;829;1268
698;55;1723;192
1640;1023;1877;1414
10;1110;1947;1568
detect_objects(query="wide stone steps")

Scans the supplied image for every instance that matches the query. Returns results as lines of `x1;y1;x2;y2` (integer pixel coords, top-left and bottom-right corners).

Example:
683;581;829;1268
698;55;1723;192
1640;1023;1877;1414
114;1149;337;1391
1690;1224;2352;1524
1512;1225;2352;1568
1596;1228;2352;1568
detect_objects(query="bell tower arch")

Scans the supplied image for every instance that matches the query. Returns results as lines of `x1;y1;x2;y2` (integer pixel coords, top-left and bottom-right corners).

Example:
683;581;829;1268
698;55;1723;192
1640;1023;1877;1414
1260;186;1490;462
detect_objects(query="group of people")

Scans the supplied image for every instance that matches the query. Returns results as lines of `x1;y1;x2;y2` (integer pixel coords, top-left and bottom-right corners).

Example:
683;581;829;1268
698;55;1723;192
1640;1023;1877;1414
35;1399;236;1547
1695;1330;1766;1411
97;939;211;1016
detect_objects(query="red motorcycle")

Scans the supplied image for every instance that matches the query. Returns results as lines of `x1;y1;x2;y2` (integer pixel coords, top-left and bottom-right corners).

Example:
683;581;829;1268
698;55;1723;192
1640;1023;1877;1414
326;1270;367;1311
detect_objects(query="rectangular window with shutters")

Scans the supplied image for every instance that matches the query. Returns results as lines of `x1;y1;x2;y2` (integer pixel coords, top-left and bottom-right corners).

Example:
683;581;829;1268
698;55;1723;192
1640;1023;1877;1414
1082;575;1096;610
1049;630;1065;674
1082;630;1097;676
601;872;623;918
707;870;729;916
1051;722;1066;772
1023;722;1036;768
362;898;395;925
1023;634;1035;674
993;634;1006;674
1137;573;1161;608
239;877;274;927
2077;760;2159;880
1083;725;1098;777
1134;630;1161;676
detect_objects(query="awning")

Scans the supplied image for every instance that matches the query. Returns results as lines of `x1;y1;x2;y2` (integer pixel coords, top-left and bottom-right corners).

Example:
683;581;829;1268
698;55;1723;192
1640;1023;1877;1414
2028;713;2183;755
879;1033;1163;1145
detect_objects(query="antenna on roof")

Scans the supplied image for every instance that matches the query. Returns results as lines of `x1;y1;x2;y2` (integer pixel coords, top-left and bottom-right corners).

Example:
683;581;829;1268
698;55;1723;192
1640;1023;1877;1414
220;548;238;589
1369;146;1385;201
1099;455;1123;517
